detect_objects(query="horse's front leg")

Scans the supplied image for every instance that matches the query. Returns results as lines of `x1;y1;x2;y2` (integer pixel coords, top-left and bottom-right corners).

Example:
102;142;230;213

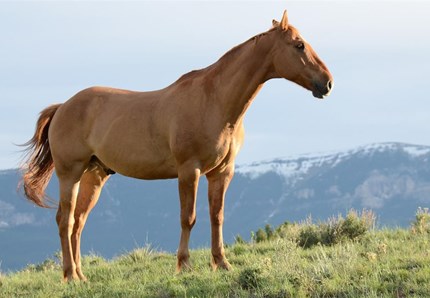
176;166;200;272
206;165;234;271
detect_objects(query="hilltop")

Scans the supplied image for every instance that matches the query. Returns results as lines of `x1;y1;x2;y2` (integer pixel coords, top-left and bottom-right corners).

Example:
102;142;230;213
1;210;430;297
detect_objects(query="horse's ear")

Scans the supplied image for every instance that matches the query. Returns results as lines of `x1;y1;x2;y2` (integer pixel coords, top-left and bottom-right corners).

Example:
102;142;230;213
280;10;289;31
272;19;280;28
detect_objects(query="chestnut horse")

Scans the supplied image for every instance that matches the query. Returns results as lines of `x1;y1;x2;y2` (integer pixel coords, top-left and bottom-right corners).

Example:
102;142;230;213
21;11;332;281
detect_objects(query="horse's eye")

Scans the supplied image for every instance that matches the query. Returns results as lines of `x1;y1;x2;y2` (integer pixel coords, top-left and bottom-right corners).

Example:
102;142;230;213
296;43;305;50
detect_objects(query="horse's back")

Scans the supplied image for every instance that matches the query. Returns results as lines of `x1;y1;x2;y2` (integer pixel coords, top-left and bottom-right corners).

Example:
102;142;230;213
49;86;142;142
48;86;177;179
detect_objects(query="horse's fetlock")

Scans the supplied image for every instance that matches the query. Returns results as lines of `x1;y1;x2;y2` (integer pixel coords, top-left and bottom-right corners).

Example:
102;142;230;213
177;252;190;263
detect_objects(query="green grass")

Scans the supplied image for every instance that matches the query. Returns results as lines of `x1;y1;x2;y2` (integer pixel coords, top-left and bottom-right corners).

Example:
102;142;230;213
2;211;430;297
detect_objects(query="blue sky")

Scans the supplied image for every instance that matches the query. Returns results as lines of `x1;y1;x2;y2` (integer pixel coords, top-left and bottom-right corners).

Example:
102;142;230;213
1;1;429;169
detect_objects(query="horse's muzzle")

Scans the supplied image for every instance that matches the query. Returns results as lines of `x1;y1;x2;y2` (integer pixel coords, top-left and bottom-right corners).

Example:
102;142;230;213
312;80;333;99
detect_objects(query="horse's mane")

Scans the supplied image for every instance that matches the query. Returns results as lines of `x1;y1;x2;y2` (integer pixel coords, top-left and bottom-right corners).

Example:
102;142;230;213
174;27;279;84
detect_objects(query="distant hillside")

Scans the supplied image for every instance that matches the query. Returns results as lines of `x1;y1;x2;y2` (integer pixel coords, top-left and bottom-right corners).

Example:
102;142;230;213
1;142;430;272
235;142;430;226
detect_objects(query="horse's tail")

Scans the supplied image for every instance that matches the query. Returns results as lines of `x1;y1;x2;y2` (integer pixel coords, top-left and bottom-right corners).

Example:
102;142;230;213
20;104;62;208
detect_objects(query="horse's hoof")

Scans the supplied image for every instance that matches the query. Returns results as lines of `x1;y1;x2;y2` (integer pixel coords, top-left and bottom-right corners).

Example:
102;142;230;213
63;273;80;283
78;272;88;282
211;258;232;271
176;260;192;273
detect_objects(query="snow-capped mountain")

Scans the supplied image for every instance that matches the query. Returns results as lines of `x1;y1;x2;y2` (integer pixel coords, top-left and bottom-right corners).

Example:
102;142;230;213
233;142;430;226
237;142;430;181
1;142;430;272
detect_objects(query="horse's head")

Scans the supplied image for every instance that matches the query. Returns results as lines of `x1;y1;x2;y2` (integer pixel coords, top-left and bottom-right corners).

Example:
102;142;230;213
270;11;333;99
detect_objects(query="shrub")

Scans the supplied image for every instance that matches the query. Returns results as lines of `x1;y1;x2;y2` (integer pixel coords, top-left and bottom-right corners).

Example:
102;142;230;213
341;209;375;240
116;245;154;265
22;258;58;273
252;209;376;248
276;221;301;243
265;224;274;240
231;244;247;256
412;207;430;234
234;234;246;244
238;267;264;290
319;217;342;246
254;228;267;243
297;224;320;248
82;254;106;267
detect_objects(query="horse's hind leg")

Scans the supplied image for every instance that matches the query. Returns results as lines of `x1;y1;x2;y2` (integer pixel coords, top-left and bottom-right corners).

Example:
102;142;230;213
176;166;201;272
71;167;109;281
55;163;87;282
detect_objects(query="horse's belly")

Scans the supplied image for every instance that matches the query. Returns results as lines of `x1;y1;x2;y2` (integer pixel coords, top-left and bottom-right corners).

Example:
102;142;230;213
95;146;178;180
119;161;178;180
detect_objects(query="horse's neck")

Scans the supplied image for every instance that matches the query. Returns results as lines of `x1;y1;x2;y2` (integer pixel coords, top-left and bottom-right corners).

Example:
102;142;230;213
208;35;275;126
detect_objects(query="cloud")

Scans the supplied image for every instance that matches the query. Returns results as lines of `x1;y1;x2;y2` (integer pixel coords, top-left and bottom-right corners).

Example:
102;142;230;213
296;188;315;200
327;185;342;197
0;200;36;228
0;200;15;212
10;213;35;226
101;210;119;223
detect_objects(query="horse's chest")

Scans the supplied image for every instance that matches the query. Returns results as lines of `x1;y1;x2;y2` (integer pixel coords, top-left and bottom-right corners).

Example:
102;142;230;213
172;124;242;173
198;134;239;173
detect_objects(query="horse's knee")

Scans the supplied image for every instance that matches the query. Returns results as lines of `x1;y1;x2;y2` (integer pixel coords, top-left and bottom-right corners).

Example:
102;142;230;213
58;215;75;238
56;208;70;237
210;212;224;226
181;214;196;230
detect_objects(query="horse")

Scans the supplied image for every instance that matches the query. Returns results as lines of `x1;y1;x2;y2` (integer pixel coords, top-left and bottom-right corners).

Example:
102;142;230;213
20;11;333;282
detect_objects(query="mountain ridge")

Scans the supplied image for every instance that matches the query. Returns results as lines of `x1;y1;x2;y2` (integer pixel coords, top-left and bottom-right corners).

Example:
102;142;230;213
237;142;430;178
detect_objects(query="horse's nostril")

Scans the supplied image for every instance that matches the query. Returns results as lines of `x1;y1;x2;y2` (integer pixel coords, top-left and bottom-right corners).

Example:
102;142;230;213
327;80;333;91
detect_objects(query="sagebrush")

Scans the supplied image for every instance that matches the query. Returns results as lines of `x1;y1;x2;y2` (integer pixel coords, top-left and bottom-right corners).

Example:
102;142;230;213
251;209;376;248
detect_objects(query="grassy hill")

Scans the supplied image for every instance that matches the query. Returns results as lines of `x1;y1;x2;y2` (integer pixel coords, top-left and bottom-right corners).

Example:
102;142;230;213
1;210;430;297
